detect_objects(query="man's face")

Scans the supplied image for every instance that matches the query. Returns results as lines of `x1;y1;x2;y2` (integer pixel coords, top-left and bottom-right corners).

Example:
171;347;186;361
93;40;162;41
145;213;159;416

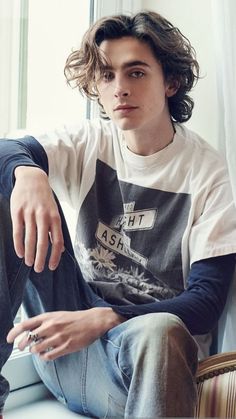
96;36;176;133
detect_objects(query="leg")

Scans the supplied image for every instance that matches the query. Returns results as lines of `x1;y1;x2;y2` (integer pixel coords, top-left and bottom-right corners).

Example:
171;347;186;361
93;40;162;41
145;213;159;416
0;193;106;415
0;194;31;413
83;312;198;418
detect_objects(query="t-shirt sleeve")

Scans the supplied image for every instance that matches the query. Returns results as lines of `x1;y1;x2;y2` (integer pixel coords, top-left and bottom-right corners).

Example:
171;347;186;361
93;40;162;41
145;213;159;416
109;254;235;335
188;155;236;264
0;120;94;208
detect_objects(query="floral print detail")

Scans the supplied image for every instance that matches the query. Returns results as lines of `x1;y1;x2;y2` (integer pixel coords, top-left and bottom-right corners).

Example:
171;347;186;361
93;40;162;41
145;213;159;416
74;242;175;299
90;245;116;271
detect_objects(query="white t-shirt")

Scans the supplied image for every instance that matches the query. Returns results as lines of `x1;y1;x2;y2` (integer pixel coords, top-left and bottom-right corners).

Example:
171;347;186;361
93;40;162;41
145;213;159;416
36;118;236;310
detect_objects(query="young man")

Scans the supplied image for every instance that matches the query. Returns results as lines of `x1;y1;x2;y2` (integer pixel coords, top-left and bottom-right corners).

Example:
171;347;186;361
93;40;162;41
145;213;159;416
0;10;236;418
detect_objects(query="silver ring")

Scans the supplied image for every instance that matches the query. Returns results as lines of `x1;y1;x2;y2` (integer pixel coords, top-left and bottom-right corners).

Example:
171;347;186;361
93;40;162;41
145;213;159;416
28;331;40;343
45;346;54;353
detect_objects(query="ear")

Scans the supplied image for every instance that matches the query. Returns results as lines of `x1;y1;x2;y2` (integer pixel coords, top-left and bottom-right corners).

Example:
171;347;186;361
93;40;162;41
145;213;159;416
165;79;180;98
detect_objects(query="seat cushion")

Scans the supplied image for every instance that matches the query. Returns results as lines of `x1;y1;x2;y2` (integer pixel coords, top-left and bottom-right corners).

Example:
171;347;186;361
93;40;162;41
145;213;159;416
195;351;236;417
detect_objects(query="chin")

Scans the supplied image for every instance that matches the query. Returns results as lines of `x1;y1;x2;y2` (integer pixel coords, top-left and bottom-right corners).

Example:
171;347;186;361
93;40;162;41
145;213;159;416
115;120;140;131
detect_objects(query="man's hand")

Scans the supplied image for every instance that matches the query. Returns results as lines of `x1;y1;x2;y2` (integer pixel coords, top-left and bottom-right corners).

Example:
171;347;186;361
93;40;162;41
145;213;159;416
7;308;125;361
10;166;64;272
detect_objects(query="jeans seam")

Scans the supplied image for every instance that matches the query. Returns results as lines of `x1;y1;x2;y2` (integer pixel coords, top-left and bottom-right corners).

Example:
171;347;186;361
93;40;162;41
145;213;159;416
81;347;89;415
52;361;68;404
101;337;120;349
117;347;132;383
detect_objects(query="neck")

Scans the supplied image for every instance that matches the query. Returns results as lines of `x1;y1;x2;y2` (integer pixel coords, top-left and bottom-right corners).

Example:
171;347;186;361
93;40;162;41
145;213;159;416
123;121;175;156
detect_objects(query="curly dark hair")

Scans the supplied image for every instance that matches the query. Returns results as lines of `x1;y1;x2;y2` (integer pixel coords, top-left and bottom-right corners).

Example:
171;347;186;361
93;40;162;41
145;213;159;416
64;11;200;123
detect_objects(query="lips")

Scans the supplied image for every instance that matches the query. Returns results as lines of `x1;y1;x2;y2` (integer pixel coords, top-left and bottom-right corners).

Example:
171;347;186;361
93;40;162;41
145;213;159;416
114;104;138;111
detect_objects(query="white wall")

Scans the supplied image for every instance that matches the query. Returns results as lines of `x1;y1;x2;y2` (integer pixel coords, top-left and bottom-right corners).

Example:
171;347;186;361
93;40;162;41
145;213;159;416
141;0;218;148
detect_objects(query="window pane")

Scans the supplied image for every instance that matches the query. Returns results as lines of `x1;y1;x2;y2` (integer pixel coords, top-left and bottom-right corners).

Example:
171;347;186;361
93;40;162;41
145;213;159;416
26;0;90;130
3;0;91;380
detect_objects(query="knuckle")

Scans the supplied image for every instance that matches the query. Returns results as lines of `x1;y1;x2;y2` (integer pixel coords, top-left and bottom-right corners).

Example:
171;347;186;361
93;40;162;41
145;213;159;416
24;208;34;219
25;238;35;247
47;321;55;331
36;240;48;249
43;352;53;361
52;239;64;249
36;207;48;219
50;212;61;223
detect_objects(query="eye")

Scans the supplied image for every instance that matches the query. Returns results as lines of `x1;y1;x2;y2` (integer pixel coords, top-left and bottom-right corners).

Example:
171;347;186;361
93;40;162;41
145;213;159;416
130;71;145;78
102;71;114;82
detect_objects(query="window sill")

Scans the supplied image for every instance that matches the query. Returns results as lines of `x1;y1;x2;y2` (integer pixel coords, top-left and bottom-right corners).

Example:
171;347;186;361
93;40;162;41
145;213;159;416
5;397;85;418
4;385;86;418
2;351;40;391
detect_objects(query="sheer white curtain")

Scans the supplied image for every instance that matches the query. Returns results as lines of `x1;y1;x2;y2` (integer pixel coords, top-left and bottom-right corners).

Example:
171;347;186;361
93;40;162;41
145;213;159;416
212;0;236;353
212;0;236;199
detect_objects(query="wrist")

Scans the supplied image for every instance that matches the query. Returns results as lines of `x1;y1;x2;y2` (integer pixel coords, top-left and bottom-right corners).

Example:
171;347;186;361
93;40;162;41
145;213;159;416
93;307;126;333
14;165;46;180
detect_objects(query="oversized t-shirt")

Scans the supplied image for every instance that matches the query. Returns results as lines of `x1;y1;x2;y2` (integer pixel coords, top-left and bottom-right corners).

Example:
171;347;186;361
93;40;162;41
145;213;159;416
34;119;236;306
1;118;236;358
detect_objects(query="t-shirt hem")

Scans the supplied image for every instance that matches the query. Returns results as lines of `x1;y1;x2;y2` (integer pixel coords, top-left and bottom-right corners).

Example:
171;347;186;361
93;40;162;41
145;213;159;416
191;247;236;265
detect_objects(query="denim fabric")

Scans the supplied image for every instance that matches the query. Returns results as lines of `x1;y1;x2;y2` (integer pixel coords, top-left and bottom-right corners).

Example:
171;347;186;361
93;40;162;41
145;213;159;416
0;193;198;417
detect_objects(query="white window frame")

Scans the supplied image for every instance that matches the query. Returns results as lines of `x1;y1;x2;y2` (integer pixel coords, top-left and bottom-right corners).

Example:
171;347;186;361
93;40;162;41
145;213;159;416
0;0;27;137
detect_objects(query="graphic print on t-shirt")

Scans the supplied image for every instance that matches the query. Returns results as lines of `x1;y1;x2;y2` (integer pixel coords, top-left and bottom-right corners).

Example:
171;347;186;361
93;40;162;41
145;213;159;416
96;202;157;267
75;160;191;306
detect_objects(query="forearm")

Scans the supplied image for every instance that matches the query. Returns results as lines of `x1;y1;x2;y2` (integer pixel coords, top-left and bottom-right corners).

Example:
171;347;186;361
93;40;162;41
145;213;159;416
0;136;48;196
111;254;235;335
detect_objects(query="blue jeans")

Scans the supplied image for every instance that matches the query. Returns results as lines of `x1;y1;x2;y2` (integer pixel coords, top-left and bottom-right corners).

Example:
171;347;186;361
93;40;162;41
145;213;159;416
0;193;198;417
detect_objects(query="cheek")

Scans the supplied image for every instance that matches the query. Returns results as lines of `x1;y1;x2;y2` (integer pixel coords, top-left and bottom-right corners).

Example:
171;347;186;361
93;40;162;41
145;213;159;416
99;90;113;114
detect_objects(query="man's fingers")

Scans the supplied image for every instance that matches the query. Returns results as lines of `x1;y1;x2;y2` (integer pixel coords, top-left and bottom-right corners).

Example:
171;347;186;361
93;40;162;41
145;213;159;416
24;213;37;267
11;213;25;258
7;316;43;344
34;220;49;273
30;335;56;354
39;342;68;361
48;216;64;270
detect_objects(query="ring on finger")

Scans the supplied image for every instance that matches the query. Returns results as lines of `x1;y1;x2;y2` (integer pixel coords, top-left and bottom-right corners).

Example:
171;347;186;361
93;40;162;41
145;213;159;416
45;346;54;353
27;331;41;343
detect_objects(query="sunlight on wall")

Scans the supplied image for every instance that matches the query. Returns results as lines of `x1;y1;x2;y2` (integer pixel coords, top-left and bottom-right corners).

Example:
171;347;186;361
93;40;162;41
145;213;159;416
26;0;90;130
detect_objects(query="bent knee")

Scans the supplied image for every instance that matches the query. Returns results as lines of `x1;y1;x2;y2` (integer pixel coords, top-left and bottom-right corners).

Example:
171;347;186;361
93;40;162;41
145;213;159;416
124;312;196;353
128;312;187;336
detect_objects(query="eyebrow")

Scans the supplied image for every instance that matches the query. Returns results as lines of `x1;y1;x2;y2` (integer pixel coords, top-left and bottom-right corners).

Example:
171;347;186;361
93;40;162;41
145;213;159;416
103;60;151;70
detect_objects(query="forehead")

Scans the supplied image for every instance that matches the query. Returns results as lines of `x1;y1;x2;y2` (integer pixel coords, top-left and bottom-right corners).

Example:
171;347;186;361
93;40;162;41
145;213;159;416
98;36;159;68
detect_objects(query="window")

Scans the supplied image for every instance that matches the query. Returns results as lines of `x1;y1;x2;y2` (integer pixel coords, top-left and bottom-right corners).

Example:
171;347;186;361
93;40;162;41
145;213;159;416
1;0;142;406
0;0;91;137
1;0;91;396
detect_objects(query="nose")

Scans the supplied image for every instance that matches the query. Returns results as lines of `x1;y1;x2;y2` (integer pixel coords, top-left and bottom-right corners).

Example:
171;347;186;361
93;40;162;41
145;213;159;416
114;77;130;98
114;88;130;98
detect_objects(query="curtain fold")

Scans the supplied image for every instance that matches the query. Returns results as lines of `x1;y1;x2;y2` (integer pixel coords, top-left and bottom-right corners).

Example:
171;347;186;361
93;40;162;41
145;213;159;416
212;0;236;199
212;0;236;353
